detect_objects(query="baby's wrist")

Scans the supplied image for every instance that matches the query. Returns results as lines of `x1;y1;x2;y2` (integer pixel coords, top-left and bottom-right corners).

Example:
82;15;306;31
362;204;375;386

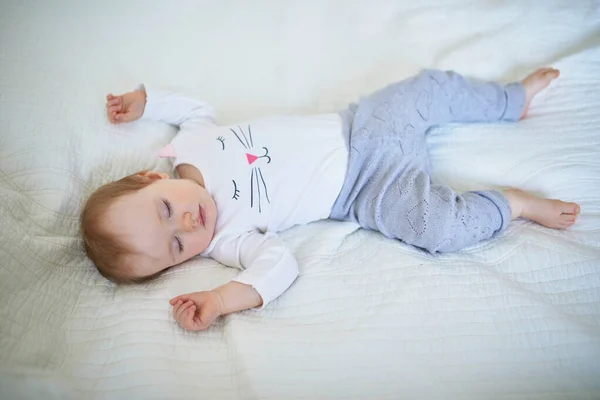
210;288;227;316
211;281;261;315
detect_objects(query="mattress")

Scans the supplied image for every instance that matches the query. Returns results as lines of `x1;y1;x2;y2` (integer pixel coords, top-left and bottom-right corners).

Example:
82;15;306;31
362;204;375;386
1;1;599;399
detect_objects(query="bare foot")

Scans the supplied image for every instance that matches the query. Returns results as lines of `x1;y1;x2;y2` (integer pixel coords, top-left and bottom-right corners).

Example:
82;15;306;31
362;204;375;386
504;189;580;229
521;68;560;119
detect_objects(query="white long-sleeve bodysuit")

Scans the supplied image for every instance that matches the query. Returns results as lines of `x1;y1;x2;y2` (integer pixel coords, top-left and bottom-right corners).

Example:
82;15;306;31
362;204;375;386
142;88;349;306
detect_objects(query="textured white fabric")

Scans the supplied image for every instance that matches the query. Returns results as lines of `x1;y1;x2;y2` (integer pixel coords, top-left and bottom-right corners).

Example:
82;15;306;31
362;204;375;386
142;87;345;305
1;1;600;399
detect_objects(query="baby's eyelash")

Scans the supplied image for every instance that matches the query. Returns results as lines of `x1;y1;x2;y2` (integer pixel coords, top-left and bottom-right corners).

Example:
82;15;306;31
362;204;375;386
175;236;184;253
163;199;172;218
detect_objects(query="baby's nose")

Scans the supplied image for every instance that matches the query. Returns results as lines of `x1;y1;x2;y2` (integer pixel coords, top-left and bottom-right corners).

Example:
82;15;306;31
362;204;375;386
182;212;194;232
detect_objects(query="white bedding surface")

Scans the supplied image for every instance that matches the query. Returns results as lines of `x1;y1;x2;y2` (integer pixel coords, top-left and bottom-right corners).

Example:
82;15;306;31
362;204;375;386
1;1;600;399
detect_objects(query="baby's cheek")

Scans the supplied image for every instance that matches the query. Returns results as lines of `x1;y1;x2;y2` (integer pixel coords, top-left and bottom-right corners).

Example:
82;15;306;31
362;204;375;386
188;233;211;256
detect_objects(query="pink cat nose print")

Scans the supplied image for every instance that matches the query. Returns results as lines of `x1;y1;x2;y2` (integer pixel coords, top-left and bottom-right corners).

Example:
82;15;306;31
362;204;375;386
246;153;258;165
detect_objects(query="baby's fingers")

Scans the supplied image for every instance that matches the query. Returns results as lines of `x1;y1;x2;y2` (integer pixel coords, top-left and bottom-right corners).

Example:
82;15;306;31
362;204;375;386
181;305;197;329
105;95;123;124
171;299;184;314
176;300;195;321
170;294;191;306
107;110;118;124
114;111;134;123
107;106;121;117
106;97;122;110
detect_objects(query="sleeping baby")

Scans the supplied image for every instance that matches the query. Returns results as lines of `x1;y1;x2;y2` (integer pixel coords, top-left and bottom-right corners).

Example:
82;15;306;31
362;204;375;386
81;68;580;331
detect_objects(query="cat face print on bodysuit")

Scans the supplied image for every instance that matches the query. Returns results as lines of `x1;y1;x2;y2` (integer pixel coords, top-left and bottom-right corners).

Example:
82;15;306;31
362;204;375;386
218;125;271;213
160;125;272;214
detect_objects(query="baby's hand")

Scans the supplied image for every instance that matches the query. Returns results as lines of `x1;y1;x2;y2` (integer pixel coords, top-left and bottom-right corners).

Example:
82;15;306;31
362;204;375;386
169;291;225;331
105;89;146;124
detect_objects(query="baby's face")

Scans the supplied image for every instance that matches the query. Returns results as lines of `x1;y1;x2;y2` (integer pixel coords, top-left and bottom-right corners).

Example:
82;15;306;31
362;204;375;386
105;176;217;278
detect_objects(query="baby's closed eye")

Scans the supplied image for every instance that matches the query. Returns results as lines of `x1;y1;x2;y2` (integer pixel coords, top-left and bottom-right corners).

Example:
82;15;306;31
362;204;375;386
232;180;240;200
163;199;172;218
162;199;183;254
173;237;183;253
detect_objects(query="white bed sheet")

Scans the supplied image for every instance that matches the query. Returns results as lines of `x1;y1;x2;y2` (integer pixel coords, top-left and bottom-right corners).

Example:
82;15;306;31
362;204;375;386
1;1;599;399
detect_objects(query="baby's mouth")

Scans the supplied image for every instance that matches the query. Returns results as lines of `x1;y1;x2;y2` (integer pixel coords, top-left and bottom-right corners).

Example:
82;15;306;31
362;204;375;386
198;205;206;227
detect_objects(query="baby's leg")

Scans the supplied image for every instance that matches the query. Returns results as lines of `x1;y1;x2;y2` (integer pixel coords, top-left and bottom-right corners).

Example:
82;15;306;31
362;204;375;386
352;167;514;252
412;68;559;126
412;69;526;126
351;166;579;253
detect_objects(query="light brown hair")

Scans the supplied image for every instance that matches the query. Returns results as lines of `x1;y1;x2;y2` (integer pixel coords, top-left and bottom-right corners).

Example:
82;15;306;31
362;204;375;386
81;171;165;284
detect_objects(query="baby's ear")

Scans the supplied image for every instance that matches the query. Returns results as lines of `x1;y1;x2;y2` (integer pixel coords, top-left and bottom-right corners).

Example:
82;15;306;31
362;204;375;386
137;171;169;181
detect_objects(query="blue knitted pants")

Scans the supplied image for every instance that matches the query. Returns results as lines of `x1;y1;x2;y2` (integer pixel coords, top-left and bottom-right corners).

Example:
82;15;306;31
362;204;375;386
330;70;526;253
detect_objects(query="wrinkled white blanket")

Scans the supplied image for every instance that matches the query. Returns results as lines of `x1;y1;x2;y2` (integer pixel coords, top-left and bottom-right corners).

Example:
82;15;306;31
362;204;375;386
1;1;599;399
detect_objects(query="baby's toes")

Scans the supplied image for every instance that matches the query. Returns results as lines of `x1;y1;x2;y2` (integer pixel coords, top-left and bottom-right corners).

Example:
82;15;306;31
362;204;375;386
558;213;577;228
561;221;575;229
542;68;560;80
559;202;580;215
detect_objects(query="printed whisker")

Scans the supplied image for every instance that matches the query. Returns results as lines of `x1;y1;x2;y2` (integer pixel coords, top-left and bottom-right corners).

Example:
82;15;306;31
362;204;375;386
230;128;248;149
238;125;250;148
248;125;254;147
258;168;270;203
255;167;262;213
250;169;255;208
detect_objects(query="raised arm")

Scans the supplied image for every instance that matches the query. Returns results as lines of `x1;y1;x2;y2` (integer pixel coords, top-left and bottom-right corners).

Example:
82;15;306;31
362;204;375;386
105;86;215;131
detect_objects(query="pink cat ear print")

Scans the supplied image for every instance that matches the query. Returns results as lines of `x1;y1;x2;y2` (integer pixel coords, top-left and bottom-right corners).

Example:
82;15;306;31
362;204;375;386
158;144;176;158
